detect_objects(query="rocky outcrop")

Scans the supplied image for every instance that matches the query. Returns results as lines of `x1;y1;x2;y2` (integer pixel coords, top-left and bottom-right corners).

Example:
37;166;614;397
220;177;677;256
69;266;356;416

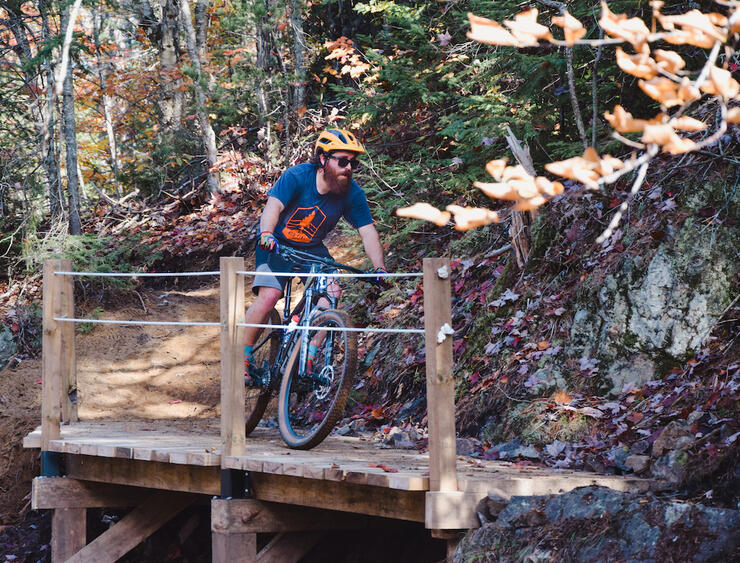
456;486;740;563
568;213;738;395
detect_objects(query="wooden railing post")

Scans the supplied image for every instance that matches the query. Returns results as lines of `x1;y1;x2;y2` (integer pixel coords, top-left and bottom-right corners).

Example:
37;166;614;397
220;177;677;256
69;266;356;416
60;261;76;423
422;257;457;493
41;259;69;476
219;257;246;467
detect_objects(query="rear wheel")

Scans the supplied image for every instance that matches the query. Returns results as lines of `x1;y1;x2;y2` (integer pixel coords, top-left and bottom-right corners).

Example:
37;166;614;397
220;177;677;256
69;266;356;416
245;308;280;435
278;309;357;449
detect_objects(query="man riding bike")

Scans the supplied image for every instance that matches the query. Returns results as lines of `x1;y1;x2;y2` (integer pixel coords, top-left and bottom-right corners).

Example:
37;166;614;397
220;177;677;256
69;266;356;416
244;128;387;381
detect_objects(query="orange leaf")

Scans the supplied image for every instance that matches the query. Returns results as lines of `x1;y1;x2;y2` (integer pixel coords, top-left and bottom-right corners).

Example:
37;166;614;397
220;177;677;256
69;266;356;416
552;391;572;405
552;10;586;45
467;13;520;46
396;202;451;226
445;205;499;231
700;66;740;99
616;48;657;80
727;107;740;124
537;340;550;350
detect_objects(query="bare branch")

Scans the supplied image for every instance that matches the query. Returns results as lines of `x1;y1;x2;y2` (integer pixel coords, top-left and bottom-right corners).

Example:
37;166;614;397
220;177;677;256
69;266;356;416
596;155;652;244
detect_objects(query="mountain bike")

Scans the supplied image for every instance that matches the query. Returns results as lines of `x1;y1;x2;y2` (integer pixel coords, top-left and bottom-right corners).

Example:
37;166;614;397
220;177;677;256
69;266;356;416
245;245;377;449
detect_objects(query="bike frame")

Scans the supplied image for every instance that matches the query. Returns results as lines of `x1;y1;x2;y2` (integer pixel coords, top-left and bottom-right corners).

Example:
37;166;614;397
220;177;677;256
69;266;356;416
253;247;364;390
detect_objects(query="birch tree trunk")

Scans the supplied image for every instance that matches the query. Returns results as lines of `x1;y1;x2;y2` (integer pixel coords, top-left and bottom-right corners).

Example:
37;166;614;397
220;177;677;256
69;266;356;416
60;4;82;235
255;1;272;124
135;0;185;136
160;0;184;135
180;0;220;193
92;7;122;198
289;0;306;110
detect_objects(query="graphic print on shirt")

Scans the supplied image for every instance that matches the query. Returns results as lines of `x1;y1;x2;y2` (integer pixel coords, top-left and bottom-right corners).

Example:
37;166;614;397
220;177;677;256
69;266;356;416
282;206;327;243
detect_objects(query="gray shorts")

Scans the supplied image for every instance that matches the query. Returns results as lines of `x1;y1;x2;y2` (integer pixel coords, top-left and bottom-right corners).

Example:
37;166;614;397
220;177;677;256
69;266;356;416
252;243;334;295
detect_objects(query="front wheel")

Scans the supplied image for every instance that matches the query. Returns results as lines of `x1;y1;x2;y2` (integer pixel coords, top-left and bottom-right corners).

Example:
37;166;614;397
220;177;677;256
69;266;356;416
278;309;357;449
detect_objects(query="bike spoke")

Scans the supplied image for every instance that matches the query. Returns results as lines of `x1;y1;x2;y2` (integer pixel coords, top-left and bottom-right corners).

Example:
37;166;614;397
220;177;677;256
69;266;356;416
278;309;357;449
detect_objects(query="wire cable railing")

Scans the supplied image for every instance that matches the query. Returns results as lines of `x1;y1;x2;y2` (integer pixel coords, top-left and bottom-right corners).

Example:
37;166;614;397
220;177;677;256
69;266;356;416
50;267;430;335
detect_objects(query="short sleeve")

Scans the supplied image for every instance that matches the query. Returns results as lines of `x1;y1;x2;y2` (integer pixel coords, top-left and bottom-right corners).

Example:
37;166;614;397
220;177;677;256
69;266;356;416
344;185;373;228
268;169;300;206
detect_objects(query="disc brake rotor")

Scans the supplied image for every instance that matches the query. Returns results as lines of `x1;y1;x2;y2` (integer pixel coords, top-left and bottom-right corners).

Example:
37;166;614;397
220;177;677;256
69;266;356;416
314;365;335;400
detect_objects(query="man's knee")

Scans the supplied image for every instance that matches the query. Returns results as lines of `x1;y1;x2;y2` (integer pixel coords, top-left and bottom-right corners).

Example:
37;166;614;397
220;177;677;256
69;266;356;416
255;286;282;309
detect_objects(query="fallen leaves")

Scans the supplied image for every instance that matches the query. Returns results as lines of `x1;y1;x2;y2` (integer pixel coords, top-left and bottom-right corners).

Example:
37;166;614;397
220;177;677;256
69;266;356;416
368;462;399;473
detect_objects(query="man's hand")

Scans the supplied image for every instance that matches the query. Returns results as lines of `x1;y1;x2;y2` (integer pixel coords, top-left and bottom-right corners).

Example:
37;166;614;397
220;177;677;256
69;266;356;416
372;266;390;286
259;232;279;252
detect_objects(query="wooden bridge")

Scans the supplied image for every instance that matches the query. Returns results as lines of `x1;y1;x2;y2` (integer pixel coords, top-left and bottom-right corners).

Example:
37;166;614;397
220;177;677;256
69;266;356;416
26;257;651;562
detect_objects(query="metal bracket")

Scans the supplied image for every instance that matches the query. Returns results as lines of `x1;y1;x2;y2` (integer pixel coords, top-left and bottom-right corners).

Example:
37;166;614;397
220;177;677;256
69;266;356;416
220;469;249;499
41;451;61;477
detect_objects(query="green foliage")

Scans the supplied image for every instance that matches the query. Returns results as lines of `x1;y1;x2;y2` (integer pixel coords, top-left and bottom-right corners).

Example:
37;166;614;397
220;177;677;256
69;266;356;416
22;225;159;291
78;306;102;334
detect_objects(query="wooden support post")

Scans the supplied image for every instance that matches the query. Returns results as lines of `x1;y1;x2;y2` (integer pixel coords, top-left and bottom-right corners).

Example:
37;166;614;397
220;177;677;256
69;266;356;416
42;259;71;474
220;257;246;496
60;259;77;423
422;258;457;494
212;530;257;563
52;508;86;563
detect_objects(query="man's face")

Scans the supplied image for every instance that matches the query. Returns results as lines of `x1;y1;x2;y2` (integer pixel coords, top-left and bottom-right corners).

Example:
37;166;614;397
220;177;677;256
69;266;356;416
322;150;359;195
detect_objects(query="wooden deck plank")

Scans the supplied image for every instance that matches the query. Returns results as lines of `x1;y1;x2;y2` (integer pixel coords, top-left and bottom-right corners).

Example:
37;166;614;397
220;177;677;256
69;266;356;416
26;421;653;508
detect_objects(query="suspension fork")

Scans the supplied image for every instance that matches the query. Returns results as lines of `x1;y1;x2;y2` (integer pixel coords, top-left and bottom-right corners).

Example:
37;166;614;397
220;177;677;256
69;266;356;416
297;265;318;377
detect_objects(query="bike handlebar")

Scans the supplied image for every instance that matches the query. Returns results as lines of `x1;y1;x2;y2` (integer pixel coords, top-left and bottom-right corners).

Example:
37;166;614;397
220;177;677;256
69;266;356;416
274;245;367;276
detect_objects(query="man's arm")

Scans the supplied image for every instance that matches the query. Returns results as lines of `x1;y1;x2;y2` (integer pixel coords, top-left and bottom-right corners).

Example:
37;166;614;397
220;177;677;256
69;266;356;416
358;223;385;270
260;196;285;234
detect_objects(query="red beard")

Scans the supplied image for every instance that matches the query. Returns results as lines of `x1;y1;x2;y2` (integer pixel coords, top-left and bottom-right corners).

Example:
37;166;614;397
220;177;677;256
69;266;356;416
324;165;351;195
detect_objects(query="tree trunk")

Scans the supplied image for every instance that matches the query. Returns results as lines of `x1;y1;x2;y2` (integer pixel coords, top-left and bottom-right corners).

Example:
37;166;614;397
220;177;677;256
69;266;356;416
180;0;220;193
60;5;82;235
92;7;122;198
255;2;272;124
161;0;184;134
195;0;208;61
289;0;306;110
39;0;62;218
6;0;62;219
504;127;536;270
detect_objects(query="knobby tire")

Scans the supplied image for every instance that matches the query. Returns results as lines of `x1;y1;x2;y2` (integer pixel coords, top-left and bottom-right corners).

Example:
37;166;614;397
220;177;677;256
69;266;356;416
278;309;357;449
245;308;280;435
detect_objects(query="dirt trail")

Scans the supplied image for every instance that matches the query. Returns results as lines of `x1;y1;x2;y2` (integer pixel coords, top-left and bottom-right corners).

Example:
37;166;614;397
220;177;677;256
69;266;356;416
0;230;368;523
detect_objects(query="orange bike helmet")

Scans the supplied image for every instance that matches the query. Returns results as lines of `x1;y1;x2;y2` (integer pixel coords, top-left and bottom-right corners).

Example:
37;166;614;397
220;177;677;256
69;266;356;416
315;128;366;155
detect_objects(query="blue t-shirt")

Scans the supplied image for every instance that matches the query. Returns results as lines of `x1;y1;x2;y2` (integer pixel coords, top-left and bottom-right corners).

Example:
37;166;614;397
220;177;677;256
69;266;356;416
268;163;373;247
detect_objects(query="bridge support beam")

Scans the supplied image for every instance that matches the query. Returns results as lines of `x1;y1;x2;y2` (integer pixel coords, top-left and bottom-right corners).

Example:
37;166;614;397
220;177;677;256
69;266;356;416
211;498;378;563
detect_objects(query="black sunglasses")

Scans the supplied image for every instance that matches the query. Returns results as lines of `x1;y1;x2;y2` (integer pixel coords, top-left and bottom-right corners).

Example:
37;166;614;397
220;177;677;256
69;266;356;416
327;155;361;171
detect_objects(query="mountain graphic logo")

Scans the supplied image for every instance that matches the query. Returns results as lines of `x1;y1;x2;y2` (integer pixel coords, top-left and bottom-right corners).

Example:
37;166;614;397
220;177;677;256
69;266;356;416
282;206;327;243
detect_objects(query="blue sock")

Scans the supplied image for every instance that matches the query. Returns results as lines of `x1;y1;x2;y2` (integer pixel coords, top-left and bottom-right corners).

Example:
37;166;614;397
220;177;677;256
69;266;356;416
244;345;254;362
308;344;318;359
